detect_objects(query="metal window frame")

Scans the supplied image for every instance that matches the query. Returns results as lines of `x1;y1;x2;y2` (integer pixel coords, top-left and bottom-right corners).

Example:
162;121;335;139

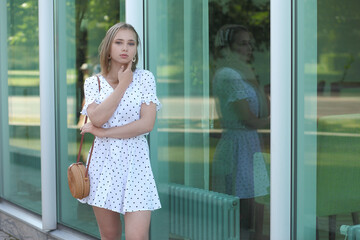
0;0;9;198
126;0;144;69
39;0;57;231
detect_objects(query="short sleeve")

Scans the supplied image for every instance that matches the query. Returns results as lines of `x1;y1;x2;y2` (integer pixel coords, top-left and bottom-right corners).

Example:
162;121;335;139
140;70;162;111
214;68;250;104
81;75;101;116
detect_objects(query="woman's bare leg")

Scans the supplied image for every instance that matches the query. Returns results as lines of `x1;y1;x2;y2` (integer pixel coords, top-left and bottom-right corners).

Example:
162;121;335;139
93;206;122;240
124;210;151;240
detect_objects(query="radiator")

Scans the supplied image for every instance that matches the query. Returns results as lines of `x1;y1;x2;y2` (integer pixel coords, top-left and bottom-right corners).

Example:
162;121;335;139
340;225;360;240
169;184;240;240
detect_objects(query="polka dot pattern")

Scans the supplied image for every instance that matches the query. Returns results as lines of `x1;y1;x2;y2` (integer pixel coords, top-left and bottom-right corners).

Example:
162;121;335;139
78;69;162;214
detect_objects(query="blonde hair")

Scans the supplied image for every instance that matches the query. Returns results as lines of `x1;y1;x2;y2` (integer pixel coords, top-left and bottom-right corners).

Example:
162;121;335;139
215;24;249;48
99;22;140;75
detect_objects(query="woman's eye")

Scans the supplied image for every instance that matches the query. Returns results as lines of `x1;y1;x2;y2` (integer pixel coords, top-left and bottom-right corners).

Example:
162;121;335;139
128;42;135;46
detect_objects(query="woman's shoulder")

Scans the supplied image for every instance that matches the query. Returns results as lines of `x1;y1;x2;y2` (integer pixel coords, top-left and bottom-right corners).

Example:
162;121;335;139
214;67;243;81
216;67;241;76
84;74;100;84
136;68;155;79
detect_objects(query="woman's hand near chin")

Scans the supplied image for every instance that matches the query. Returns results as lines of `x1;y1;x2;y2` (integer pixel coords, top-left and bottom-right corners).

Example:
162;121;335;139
117;61;133;88
80;122;104;138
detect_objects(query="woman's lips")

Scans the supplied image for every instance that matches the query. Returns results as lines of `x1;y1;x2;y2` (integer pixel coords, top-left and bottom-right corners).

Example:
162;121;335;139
120;54;128;58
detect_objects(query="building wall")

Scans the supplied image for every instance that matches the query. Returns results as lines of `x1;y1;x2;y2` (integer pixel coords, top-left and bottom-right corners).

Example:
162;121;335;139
1;0;360;240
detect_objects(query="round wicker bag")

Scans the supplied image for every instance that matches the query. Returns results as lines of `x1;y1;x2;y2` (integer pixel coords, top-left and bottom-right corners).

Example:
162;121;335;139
67;162;90;199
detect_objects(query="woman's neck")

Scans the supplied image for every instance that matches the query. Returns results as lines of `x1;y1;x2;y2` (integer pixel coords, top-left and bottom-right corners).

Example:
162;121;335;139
106;63;127;83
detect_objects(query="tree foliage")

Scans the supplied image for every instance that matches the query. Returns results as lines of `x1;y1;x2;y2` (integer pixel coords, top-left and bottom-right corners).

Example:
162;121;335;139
209;0;270;53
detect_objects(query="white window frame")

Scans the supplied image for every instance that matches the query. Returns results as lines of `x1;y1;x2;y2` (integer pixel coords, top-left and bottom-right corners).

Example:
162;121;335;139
270;0;292;239
126;0;144;69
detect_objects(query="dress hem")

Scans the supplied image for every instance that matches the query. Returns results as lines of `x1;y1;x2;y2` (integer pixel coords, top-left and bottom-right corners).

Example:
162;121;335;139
77;200;161;215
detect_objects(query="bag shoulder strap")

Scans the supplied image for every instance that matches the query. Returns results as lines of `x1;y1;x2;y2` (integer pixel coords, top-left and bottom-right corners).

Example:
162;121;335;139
76;75;101;178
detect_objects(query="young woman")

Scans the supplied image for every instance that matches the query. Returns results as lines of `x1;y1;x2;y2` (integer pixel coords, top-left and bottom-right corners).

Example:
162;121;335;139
211;24;270;238
79;22;161;240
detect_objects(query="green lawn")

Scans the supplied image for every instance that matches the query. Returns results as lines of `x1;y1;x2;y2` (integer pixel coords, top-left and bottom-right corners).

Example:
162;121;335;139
8;69;77;86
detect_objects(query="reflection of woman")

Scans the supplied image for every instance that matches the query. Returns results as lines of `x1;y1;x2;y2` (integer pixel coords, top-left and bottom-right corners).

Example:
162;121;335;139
211;24;270;236
79;22;161;240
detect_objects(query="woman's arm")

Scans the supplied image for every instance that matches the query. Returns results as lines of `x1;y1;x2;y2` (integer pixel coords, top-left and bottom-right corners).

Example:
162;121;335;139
81;102;157;139
87;64;133;127
231;99;270;129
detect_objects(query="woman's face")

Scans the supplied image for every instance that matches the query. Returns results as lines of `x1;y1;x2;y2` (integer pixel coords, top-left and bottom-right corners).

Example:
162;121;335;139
230;31;252;62
110;29;137;65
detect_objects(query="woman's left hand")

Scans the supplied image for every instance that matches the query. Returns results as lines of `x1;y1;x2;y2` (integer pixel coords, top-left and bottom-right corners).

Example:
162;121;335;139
80;122;103;137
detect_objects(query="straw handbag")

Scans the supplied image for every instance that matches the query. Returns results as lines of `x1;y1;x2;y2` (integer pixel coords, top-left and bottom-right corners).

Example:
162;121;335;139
67;75;100;199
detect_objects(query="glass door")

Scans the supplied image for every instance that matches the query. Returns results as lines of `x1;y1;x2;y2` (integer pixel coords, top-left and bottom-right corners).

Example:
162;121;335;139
294;0;360;239
1;0;42;214
55;0;125;237
147;0;271;239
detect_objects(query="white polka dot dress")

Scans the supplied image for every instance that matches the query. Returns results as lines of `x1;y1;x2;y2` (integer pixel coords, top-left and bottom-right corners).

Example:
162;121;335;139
78;69;162;214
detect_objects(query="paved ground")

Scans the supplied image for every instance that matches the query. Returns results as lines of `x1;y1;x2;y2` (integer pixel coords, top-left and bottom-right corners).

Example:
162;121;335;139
0;230;17;240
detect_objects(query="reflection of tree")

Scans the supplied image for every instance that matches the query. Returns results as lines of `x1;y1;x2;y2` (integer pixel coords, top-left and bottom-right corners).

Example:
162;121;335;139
209;0;270;52
7;0;39;70
318;0;360;54
209;0;270;96
318;0;360;83
75;0;89;116
74;0;120;118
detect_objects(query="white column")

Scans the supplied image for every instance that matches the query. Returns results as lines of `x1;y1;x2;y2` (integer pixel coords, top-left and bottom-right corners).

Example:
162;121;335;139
270;0;292;239
126;0;144;69
38;0;57;230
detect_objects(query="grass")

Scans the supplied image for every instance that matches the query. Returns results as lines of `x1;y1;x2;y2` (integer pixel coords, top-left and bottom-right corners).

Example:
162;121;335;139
318;114;360;134
7;69;77;86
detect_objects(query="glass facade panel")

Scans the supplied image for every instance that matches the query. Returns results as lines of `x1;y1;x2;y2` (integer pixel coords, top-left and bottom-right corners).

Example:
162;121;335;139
55;0;124;237
1;0;41;214
295;0;360;239
147;1;271;239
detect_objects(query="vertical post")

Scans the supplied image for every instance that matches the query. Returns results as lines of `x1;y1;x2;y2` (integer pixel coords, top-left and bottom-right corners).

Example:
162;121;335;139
270;0;292;239
183;0;192;187
201;0;209;190
294;0;317;239
0;0;9;197
126;0;144;69
144;2;172;239
39;0;57;230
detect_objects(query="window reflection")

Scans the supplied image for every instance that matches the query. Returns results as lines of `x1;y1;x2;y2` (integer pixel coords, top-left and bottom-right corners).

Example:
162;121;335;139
208;1;270;239
56;0;124;238
148;0;271;239
211;24;270;238
315;0;360;238
5;0;41;214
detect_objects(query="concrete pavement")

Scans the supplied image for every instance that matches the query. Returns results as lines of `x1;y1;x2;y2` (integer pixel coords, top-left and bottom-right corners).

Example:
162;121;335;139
0;230;17;240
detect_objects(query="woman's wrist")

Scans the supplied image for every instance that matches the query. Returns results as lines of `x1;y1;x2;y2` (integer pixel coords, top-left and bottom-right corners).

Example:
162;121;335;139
98;127;107;138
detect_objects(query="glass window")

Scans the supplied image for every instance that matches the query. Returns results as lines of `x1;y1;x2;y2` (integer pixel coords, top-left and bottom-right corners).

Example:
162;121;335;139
294;0;360;239
1;0;41;214
147;0;271;239
55;0;125;237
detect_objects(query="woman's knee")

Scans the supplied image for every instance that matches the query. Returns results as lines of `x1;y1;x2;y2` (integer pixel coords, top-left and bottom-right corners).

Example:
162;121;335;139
100;227;122;240
92;206;122;240
124;211;151;240
125;231;148;240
